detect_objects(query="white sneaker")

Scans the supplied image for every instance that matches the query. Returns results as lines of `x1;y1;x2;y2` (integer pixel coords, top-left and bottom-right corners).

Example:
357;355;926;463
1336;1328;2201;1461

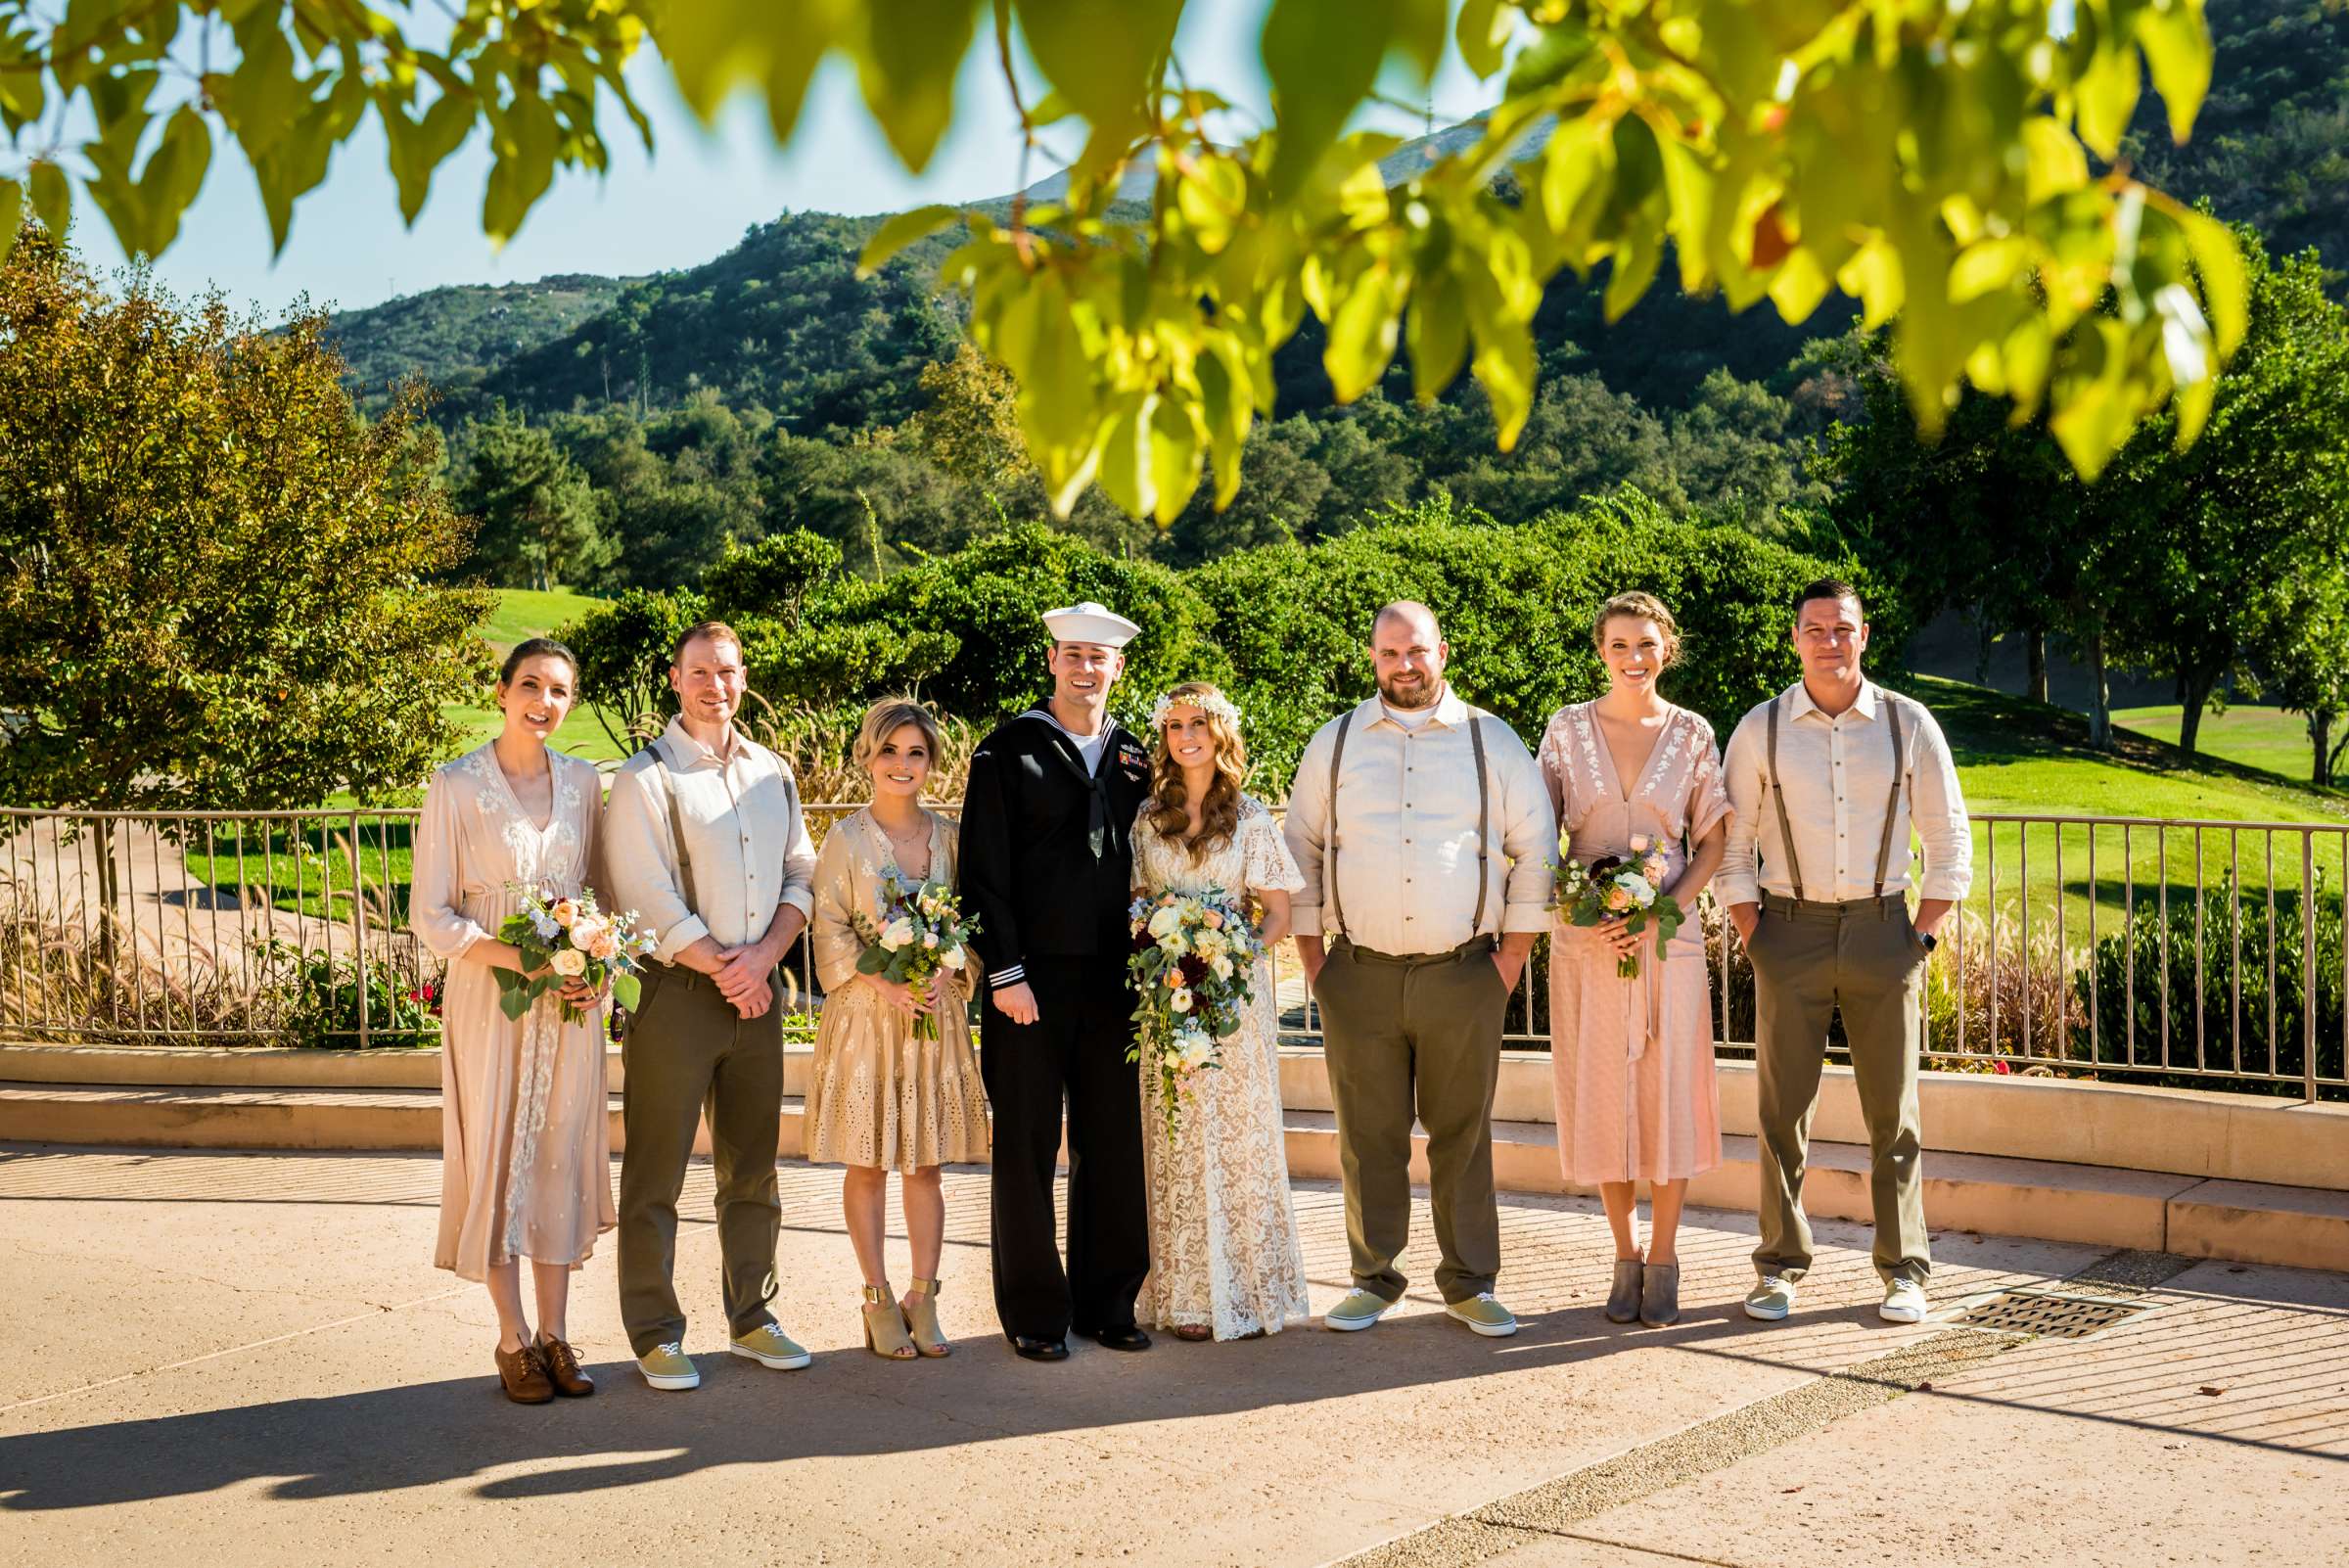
1879;1279;1929;1323
1743;1274;1797;1321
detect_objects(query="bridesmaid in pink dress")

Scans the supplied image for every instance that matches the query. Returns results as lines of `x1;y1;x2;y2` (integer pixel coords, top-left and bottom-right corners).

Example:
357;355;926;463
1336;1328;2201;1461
1537;592;1730;1328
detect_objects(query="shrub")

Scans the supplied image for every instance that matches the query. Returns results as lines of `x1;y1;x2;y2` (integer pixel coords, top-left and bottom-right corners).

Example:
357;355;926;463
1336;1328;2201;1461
2072;872;2344;1089
557;586;710;751
262;941;441;1048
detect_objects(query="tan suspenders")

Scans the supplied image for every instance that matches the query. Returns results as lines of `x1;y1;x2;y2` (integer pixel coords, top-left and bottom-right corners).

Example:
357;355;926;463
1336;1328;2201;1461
1322;707;1493;946
1765;690;1908;902
652;738;702;917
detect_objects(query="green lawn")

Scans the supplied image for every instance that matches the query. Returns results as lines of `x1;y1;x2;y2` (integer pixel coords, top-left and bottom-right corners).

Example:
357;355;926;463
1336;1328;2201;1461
475;586;601;651
2112;704;2328;786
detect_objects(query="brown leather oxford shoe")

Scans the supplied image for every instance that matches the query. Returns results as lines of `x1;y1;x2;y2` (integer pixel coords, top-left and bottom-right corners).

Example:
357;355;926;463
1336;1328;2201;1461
535;1334;595;1398
494;1341;555;1405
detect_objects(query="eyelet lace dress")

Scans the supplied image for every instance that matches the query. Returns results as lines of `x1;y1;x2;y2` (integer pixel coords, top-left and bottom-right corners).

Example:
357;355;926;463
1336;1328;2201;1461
1132;796;1312;1340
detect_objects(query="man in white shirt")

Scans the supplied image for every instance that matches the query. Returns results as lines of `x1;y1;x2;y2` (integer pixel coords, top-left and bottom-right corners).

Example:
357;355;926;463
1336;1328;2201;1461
1717;579;1973;1326
1284;602;1558;1339
603;621;818;1390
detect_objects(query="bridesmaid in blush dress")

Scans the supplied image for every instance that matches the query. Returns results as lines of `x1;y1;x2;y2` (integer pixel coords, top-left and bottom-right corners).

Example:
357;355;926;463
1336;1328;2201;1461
1537;594;1730;1329
411;637;617;1405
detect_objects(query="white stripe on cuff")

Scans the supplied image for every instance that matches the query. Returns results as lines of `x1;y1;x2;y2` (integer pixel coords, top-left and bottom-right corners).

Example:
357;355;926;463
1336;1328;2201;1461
991;963;1026;987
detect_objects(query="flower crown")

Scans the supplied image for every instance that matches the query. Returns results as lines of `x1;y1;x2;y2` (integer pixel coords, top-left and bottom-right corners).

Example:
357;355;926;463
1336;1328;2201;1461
1150;688;1243;729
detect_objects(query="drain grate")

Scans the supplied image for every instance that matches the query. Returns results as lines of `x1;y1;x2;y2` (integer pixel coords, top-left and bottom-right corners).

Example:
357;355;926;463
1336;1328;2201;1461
1958;1289;2157;1339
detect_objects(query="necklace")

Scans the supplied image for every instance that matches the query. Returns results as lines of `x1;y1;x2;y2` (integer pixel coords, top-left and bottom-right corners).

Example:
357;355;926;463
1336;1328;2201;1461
875;812;928;849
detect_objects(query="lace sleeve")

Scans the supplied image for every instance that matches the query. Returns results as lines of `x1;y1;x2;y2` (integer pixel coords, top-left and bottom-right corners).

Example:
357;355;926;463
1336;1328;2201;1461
1240;804;1305;896
1685;718;1732;845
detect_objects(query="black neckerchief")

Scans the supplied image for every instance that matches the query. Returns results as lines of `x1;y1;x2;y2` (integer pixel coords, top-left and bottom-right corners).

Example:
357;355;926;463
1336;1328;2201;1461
1020;708;1122;859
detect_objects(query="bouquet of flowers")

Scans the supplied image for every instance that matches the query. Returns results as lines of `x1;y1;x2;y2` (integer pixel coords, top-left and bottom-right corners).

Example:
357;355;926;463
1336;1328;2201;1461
493;886;658;1024
1126;888;1266;1136
850;871;979;1041
1552;835;1685;980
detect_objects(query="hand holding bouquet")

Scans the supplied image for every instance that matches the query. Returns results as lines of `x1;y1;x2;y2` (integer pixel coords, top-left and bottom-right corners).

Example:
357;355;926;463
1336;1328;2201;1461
1126;888;1266;1136
494;885;658;1025
851;871;979;1041
1552;835;1684;980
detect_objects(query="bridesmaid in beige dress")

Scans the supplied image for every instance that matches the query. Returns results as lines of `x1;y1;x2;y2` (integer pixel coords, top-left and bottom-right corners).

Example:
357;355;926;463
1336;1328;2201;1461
1538;593;1730;1329
411;638;617;1405
805;698;990;1361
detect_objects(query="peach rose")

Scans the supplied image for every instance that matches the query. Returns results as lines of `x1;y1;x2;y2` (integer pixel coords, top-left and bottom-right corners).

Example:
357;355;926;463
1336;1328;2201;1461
548;899;580;929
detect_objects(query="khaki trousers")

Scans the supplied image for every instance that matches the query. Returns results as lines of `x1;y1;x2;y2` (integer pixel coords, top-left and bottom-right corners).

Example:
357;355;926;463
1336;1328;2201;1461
1313;938;1509;1305
1748;893;1930;1286
618;962;785;1356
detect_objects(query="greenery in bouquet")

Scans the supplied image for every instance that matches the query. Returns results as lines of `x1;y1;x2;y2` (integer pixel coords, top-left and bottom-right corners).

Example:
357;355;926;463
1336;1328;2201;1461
1552;836;1685;980
493;886;657;1026
1126;889;1265;1136
851;871;978;1042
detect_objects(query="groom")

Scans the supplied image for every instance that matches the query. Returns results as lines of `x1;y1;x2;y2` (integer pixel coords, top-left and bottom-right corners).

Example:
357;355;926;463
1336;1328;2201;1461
958;601;1155;1360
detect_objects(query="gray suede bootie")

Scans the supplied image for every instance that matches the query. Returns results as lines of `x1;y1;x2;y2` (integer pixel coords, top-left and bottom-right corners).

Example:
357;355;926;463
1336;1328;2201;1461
1604;1258;1644;1323
1639;1263;1681;1327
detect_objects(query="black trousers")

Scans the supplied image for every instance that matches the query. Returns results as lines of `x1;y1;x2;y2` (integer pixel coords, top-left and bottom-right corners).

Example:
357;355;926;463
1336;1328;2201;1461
980;957;1149;1342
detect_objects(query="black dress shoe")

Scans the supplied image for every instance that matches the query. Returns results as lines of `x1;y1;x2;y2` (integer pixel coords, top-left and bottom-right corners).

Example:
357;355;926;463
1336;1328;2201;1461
1088;1325;1152;1352
1011;1335;1070;1361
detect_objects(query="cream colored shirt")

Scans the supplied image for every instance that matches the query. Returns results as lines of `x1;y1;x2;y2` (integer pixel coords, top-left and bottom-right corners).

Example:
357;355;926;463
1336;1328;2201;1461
603;715;818;963
1284;687;1557;954
1717;680;1972;907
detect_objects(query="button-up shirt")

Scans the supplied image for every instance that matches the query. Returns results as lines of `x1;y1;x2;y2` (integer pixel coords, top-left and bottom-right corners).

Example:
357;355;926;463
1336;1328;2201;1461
1717;680;1972;907
603;715;818;962
1284;687;1557;954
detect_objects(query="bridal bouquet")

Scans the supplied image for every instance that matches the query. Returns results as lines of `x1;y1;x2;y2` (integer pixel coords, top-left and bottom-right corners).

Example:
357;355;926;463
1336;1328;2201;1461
1126;888;1265;1136
851;871;978;1041
494;885;658;1024
1552;836;1684;980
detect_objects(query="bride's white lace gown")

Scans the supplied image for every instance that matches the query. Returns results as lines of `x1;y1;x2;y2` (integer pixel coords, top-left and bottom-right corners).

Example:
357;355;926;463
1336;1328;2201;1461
1132;795;1312;1340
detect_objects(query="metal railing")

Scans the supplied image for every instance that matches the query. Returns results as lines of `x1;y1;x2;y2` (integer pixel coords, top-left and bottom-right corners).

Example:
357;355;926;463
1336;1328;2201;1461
2;804;2341;1101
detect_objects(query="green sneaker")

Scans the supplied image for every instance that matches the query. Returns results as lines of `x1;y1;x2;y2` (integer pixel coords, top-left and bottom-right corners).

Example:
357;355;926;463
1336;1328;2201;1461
1323;1288;1394;1332
1744;1274;1798;1322
636;1341;700;1391
1444;1292;1519;1338
729;1322;812;1370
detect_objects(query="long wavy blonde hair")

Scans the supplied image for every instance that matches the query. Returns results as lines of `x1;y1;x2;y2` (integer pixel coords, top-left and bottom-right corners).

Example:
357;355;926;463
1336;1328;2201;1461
1145;681;1249;856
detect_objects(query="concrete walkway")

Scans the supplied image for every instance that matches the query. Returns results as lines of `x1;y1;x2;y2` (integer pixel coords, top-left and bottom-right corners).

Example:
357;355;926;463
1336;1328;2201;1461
1;1148;2341;1568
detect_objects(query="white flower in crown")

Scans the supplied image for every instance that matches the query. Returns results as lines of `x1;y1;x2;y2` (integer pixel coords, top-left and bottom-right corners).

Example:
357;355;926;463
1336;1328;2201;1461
1150;688;1244;730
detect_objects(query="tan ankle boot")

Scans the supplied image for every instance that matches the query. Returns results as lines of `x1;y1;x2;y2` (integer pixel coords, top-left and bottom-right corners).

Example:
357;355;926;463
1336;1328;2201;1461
901;1276;950;1358
861;1284;916;1360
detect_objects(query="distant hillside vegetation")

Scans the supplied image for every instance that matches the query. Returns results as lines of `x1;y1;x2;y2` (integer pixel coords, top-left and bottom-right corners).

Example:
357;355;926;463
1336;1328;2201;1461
325;275;630;407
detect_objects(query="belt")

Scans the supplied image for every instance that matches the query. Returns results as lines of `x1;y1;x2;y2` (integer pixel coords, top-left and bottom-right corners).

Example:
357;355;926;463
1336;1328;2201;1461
1759;891;1908;922
1334;934;1496;966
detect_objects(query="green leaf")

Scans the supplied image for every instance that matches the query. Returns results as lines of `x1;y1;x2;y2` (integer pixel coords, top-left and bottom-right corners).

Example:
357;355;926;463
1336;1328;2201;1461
2072;15;2142;161
217;13;301;164
658;0;845;143
1263;0;1399;200
1405;264;1468;401
0;179;20;264
29;160;69;237
1146;394;1202;525
1322;259;1399;402
852;0;981;171
137;106;212;255
498;985;533;1021
611;970;641;1012
2019;118;2089;206
1015;0;1182;168
858;204;963;277
2135;0;2212;145
484;91;558;246
2175;204;2246;359
1454;0;1512;78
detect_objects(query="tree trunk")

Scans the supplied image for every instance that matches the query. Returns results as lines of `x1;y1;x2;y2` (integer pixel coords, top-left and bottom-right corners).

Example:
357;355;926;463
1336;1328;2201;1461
2178;669;2213;756
1974;610;1995;687
2313;711;2334;788
2025;628;2049;705
2088;627;2113;749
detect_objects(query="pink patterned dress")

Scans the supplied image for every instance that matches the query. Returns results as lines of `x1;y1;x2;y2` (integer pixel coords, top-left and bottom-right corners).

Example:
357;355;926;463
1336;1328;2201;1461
1537;703;1730;1186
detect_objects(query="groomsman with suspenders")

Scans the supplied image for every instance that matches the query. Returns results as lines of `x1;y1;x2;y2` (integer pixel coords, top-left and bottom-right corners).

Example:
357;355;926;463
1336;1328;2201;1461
1285;602;1557;1339
1718;579;1972;1325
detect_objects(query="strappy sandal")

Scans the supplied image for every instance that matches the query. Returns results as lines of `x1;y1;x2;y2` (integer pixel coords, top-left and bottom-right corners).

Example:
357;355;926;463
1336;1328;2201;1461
900;1276;951;1358
861;1284;917;1360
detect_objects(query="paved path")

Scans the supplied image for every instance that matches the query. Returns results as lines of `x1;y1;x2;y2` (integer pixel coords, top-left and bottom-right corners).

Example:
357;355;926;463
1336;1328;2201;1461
0;1149;2341;1567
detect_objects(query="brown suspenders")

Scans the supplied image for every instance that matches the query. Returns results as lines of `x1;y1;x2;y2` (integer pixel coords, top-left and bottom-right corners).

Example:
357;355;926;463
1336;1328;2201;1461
1765;690;1908;902
1323;707;1493;945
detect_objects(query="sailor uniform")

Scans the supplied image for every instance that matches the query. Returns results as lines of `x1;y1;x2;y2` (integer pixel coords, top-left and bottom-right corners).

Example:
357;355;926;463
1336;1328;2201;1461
958;707;1154;1343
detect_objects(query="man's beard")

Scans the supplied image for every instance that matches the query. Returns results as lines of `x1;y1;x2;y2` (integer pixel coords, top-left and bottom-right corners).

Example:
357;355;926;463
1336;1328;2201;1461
1376;672;1441;711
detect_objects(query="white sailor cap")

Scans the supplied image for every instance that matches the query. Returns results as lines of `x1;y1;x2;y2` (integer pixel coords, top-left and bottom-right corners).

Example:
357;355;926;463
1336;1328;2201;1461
1041;600;1141;649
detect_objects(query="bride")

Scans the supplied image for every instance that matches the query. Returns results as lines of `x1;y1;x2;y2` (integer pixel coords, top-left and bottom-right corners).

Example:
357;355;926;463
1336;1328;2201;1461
1131;682;1311;1342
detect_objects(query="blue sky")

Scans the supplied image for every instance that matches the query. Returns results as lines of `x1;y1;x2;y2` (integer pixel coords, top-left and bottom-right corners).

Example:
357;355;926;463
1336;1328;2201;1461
78;3;1495;318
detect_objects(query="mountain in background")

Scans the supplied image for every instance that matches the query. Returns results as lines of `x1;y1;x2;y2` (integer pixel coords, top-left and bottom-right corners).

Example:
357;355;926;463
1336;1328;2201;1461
323;0;2347;423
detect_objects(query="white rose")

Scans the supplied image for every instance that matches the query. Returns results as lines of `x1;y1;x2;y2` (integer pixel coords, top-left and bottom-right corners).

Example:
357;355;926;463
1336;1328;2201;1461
1147;905;1184;939
1618;872;1655;904
1170;987;1193;1013
938;945;966;971
1210;954;1233;981
548;947;587;977
881;917;915;951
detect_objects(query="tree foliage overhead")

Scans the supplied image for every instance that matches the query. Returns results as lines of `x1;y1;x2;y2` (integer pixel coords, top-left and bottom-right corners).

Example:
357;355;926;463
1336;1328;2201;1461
0;230;494;810
0;0;2245;506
